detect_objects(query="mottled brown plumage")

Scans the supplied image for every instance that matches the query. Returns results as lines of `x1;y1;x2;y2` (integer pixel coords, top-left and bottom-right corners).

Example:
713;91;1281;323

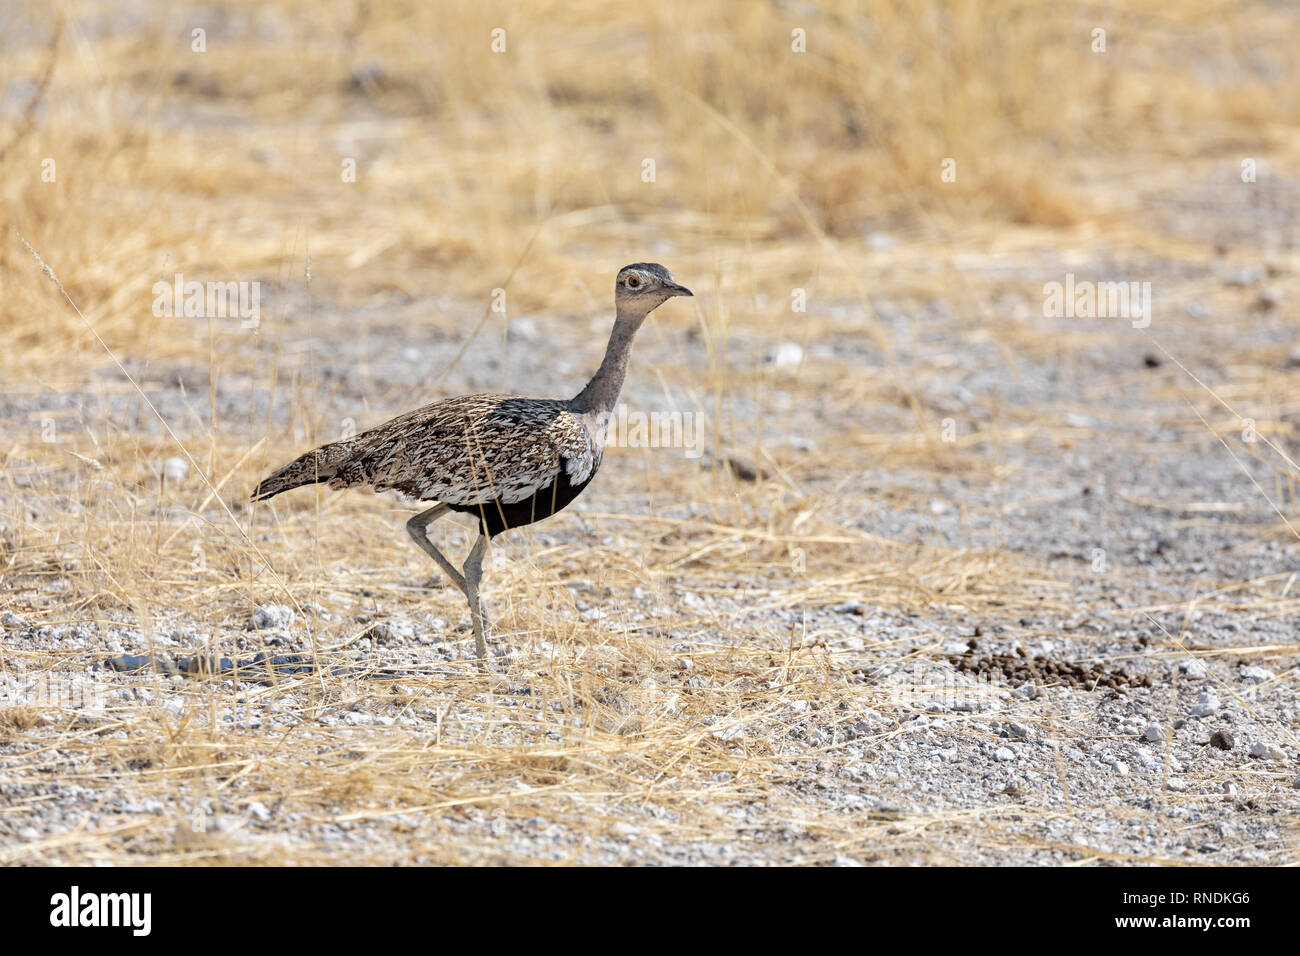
253;396;599;511
253;263;693;661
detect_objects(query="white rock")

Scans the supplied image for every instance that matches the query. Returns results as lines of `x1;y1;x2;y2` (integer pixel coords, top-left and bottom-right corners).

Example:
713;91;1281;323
1145;722;1165;743
1190;692;1219;718
1110;760;1129;774
1014;682;1040;700
770;342;804;369
1249;742;1285;761
1240;666;1274;683
1179;659;1208;678
994;747;1015;762
162;456;189;482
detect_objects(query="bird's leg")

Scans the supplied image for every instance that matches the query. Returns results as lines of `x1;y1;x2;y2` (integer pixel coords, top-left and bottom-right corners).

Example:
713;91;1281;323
406;505;468;595
462;532;491;661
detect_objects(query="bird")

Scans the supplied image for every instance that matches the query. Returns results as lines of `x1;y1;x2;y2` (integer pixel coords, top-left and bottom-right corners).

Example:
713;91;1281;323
251;263;693;661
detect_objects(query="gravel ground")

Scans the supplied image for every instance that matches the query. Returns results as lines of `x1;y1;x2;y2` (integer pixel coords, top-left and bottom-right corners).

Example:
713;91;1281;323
3;186;1299;865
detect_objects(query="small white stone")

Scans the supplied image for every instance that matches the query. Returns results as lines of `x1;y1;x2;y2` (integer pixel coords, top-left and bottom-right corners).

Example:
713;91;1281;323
770;342;804;369
1249;742;1285;761
994;747;1015;762
1179;659;1208;678
1145;722;1165;743
1239;666;1274;683
1190;692;1219;718
162;456;189;482
1110;760;1129;774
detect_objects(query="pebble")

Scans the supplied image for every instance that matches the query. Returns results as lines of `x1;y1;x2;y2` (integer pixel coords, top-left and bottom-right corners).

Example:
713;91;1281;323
994;747;1015;762
1178;659;1208;678
1249;742;1285;761
1144;722;1165;743
1255;287;1283;310
1239;666;1274;683
770;342;804;369
1190;692;1218;718
1225;266;1265;287
1209;730;1235;750
1;611;29;630
162;456;189;482
1006;721;1033;740
1110;760;1130;774
371;619;417;644
252;604;294;630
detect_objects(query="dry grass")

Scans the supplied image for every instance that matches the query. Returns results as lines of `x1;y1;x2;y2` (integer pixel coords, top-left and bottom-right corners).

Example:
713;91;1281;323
2;0;1299;864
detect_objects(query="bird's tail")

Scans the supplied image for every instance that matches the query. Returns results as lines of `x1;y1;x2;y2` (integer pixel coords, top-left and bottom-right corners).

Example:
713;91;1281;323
251;439;356;501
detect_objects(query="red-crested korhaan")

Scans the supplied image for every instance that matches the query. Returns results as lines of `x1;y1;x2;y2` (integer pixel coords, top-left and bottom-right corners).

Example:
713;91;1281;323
253;264;693;660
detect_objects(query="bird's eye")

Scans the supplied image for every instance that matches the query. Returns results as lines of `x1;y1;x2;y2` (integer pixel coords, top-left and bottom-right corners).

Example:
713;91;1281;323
626;275;641;289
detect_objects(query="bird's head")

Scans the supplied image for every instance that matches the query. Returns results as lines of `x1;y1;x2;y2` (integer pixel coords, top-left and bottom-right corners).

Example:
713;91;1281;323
614;263;692;318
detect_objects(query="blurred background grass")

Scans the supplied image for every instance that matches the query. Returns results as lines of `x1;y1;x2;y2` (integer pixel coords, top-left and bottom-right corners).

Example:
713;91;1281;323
3;0;1297;366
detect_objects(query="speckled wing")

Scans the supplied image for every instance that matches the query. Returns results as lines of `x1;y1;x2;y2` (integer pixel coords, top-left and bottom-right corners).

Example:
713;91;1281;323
329;394;601;506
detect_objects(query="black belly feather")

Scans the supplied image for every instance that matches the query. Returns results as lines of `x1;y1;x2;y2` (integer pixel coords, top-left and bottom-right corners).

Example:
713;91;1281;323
447;458;595;537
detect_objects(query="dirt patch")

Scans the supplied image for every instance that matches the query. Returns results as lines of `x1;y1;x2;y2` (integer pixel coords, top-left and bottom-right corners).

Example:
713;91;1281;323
949;642;1153;694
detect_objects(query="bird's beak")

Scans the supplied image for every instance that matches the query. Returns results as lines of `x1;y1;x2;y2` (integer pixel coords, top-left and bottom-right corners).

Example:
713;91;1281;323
666;282;693;297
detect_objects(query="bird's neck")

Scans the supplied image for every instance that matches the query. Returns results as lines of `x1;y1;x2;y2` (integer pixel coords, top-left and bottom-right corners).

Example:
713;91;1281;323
570;307;644;417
